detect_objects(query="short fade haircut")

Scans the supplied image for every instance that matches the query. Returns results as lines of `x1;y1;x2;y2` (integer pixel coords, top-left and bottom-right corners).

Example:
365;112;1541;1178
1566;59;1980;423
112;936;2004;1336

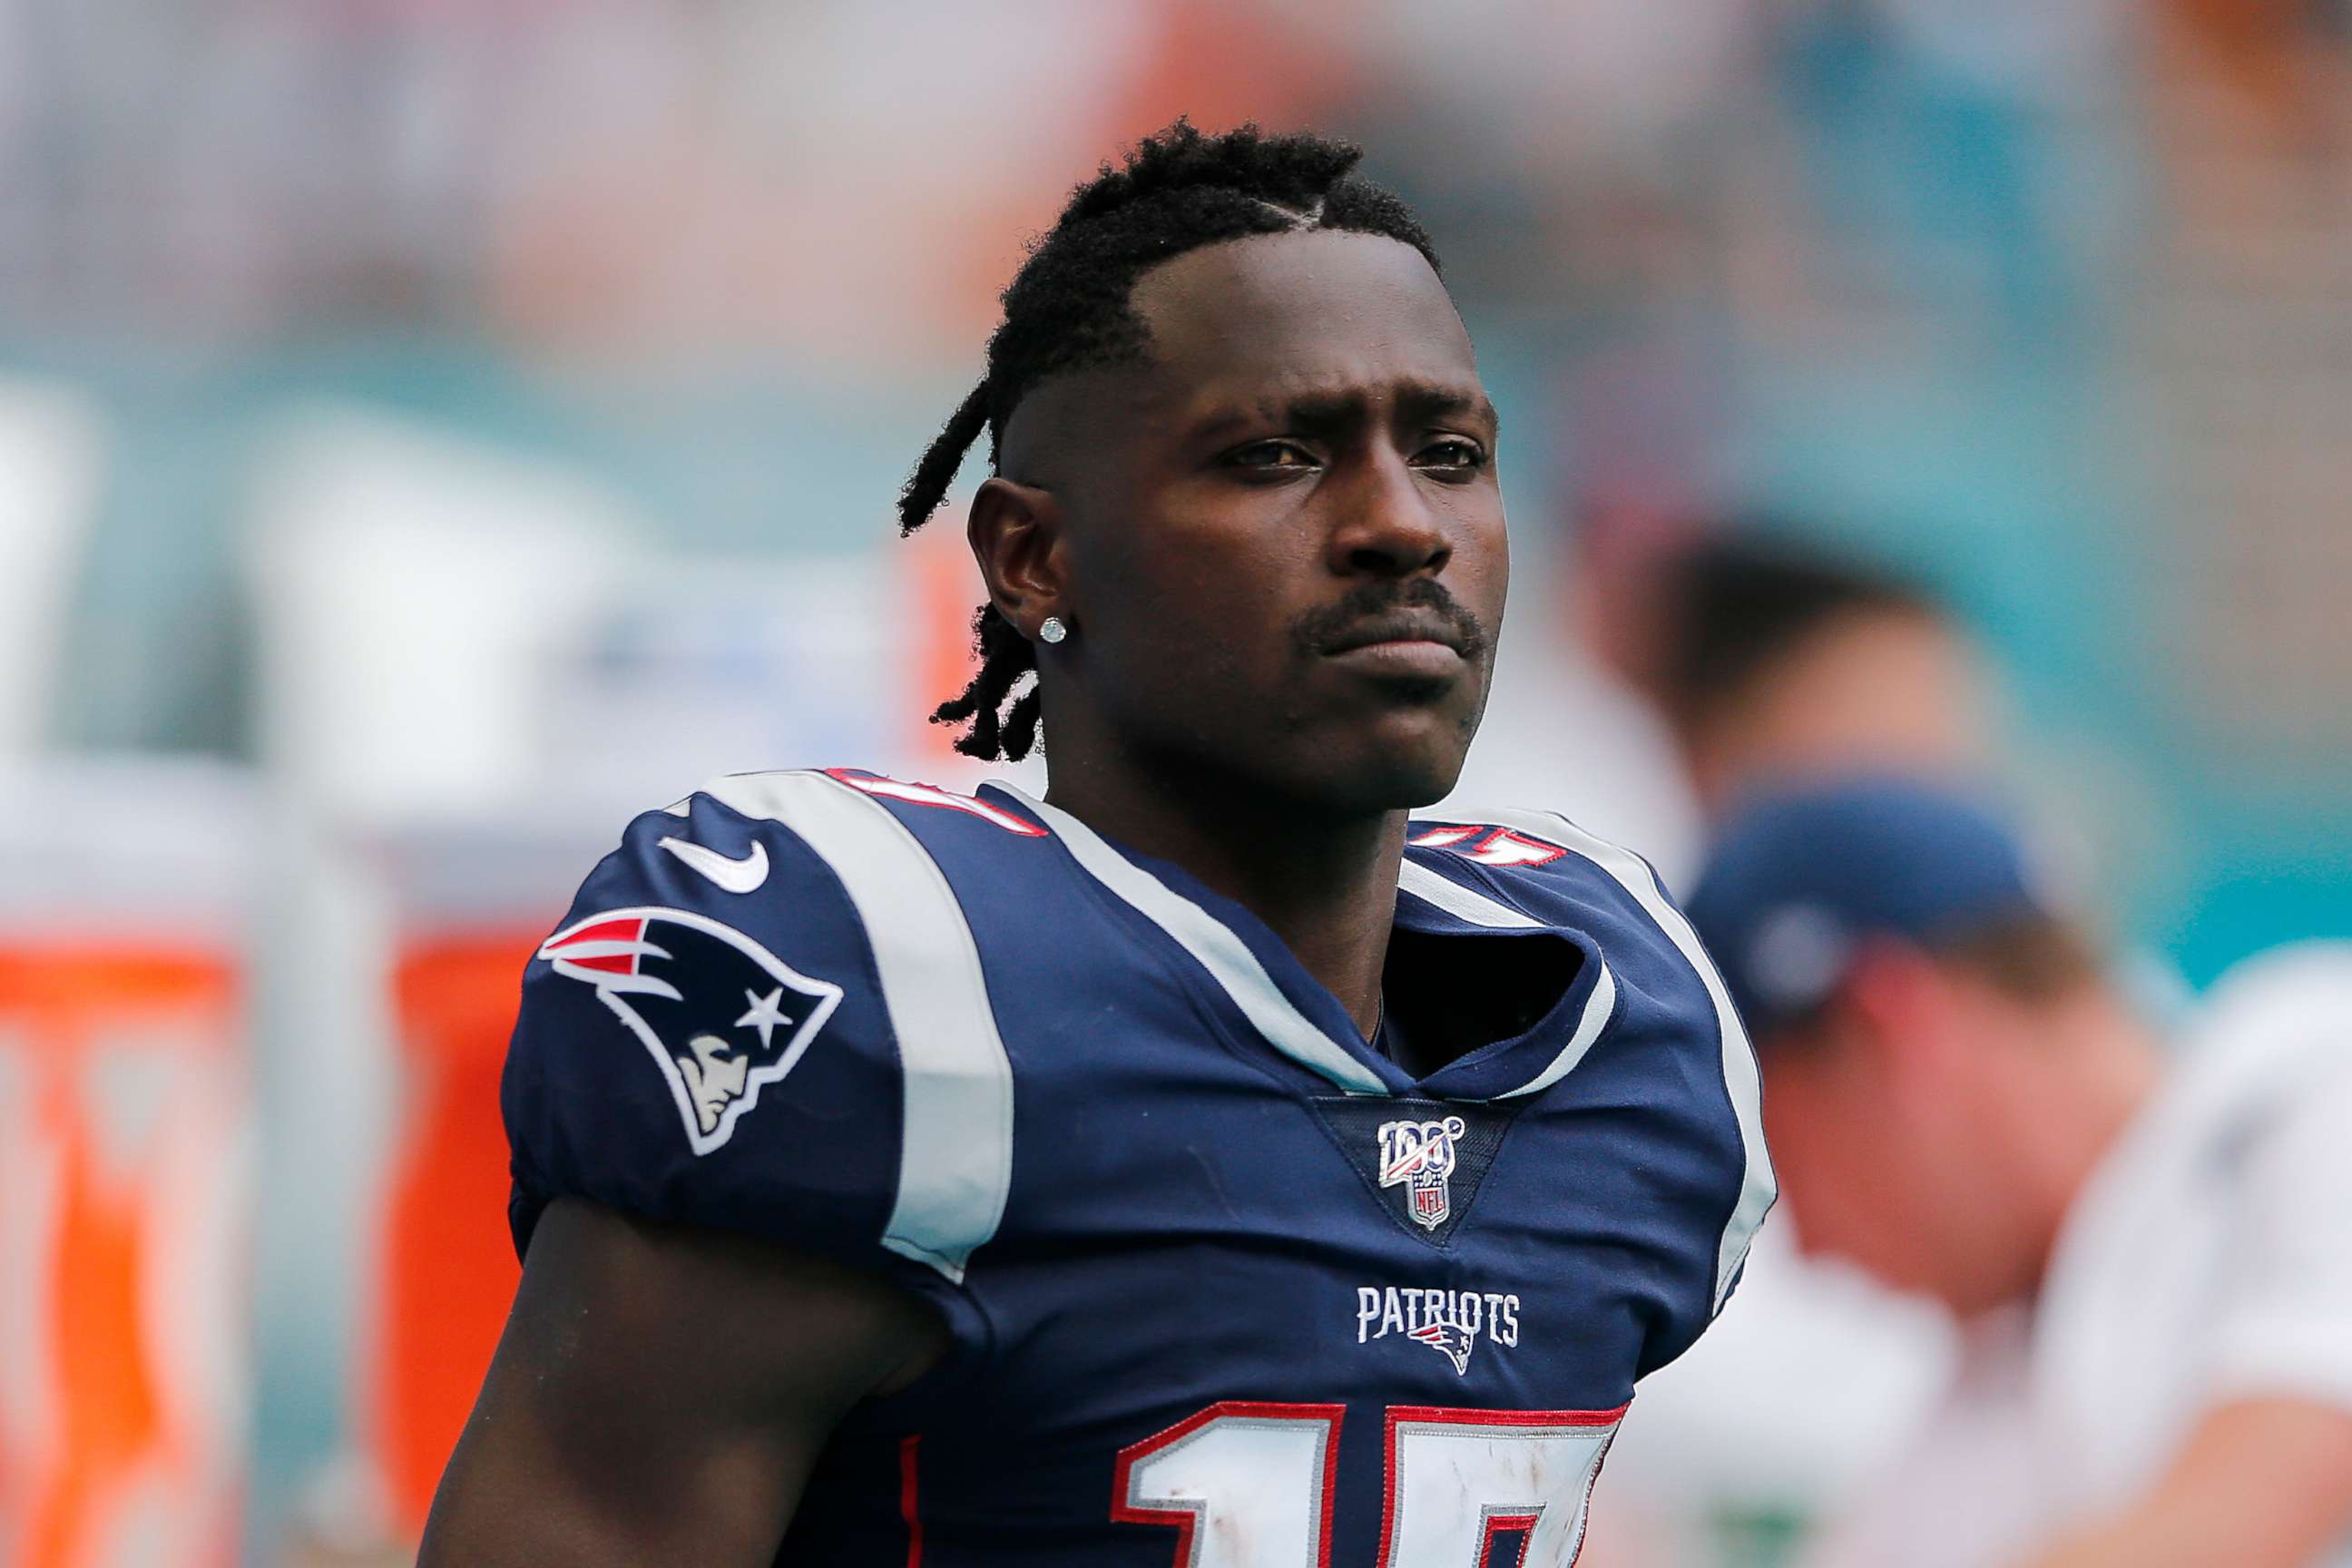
897;120;1442;762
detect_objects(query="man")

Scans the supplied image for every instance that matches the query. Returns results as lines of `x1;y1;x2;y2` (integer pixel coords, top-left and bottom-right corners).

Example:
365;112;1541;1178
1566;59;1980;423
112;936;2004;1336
419;122;1772;1565
1686;775;2352;1568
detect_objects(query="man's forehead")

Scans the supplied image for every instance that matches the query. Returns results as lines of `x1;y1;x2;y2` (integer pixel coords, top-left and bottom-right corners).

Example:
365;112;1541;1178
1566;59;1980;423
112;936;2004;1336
998;230;1483;474
1128;228;1477;397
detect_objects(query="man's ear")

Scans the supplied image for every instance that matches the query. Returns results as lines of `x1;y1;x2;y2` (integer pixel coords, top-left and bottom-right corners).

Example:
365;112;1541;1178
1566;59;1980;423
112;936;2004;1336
1838;938;1964;1098
967;476;1067;637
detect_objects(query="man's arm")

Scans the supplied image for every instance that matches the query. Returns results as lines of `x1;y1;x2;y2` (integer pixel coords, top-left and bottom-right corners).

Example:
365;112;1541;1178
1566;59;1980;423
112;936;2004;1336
2014;1396;2352;1568
418;1197;948;1567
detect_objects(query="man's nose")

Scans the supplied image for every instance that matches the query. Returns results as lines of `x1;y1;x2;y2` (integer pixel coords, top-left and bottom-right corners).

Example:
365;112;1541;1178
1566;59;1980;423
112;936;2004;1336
1325;447;1449;579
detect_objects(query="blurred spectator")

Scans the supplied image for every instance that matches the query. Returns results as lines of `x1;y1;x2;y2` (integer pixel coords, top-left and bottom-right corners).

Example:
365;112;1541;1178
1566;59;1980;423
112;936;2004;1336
1642;532;1997;817
1687;776;2352;1568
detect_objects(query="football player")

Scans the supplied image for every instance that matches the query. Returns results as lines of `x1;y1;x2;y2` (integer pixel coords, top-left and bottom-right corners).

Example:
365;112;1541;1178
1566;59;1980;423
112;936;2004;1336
420;122;1772;1567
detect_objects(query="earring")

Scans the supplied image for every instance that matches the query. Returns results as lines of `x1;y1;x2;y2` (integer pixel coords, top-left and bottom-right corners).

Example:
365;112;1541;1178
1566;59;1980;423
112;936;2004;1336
1038;615;1069;645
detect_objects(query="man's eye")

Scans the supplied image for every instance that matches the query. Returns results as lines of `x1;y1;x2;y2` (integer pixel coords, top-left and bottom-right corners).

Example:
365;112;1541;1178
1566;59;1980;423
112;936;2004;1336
1224;441;1318;469
1415;438;1487;470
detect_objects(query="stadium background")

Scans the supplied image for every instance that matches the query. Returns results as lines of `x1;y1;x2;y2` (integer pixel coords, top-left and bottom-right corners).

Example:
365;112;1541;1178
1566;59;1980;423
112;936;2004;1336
3;1;2348;1563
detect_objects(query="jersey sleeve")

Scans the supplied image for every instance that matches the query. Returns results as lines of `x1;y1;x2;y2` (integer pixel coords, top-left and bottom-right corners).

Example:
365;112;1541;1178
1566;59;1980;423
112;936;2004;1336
501;770;1014;1293
2207;1044;2352;1412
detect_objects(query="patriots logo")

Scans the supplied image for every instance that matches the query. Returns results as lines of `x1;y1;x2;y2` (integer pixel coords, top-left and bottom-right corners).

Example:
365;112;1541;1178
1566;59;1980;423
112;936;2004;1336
1408;1317;1479;1376
537;906;843;1155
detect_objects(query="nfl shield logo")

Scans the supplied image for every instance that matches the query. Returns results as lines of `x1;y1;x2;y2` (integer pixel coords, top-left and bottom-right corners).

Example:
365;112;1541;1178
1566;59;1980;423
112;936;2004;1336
1377;1114;1468;1231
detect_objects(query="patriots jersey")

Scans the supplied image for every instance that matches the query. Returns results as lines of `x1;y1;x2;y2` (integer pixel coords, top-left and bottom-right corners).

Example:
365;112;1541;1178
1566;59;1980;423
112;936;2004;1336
503;768;1773;1566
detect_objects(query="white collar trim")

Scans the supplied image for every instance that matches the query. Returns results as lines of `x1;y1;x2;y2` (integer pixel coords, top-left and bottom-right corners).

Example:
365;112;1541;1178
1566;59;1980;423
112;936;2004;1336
999;785;1389;1095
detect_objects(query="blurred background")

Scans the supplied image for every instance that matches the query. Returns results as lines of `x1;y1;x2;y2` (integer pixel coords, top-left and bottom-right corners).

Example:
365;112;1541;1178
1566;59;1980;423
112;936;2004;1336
4;1;2349;1564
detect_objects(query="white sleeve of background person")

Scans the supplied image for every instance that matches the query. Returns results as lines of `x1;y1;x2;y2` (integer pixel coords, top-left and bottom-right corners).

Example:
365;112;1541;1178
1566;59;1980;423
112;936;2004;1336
2206;1039;2352;1411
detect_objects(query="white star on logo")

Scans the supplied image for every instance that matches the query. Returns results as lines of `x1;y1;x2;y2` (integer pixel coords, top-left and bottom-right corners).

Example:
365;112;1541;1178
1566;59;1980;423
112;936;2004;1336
735;985;791;1050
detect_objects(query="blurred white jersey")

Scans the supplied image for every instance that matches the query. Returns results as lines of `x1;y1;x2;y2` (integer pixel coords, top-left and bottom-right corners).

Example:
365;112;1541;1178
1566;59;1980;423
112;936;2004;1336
1808;944;2352;1568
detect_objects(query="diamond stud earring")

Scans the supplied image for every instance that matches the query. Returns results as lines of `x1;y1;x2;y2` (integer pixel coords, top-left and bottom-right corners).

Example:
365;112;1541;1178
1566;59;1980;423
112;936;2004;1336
1038;616;1069;645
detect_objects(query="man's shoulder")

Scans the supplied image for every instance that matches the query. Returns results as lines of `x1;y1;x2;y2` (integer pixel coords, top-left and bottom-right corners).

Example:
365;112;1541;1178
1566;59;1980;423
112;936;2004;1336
661;764;1053;876
604;767;1072;953
505;768;1072;1283
2140;941;2352;1208
2112;941;2352;1169
546;769;1038;999
1404;803;1698;957
2185;942;2352;1084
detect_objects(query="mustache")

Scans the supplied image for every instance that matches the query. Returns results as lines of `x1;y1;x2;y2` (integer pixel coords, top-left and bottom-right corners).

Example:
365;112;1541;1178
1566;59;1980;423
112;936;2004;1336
1290;579;1491;660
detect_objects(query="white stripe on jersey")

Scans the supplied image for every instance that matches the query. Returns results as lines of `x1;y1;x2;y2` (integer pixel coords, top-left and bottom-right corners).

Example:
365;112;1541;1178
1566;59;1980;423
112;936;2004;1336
1396;858;1542;929
699;770;1015;1283
1004;785;1392;1097
1420;806;1778;1314
1497;964;1620;1102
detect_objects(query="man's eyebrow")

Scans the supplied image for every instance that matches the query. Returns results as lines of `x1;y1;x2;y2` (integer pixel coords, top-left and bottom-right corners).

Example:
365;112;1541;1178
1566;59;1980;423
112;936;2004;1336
1394;381;1501;433
1189;381;1501;438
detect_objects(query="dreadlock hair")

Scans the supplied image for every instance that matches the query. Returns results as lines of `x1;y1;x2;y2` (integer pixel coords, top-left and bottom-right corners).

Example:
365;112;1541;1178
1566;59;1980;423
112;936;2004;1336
897;119;1442;761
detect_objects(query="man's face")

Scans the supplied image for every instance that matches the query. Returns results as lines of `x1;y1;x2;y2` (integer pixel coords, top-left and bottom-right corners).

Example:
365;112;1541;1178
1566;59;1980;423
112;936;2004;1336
1007;230;1507;812
1759;1044;1966;1302
1759;972;2062;1318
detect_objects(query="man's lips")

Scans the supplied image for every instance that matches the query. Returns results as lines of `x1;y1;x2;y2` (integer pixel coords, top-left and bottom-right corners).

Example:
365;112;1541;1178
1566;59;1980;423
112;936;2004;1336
1321;639;1467;683
1289;582;1490;678
1316;612;1472;658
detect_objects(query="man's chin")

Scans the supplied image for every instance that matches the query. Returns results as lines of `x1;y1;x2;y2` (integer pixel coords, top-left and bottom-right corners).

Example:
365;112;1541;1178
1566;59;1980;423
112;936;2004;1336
1297;721;1475;814
1129;692;1479;815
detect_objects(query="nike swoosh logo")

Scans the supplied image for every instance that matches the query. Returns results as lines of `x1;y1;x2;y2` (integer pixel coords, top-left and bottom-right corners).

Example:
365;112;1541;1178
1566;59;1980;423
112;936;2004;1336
657;836;769;894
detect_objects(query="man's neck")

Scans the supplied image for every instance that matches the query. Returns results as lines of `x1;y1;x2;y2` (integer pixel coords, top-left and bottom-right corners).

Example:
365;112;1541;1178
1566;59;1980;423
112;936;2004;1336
2016;991;2165;1307
2053;998;2165;1215
1044;751;1402;1040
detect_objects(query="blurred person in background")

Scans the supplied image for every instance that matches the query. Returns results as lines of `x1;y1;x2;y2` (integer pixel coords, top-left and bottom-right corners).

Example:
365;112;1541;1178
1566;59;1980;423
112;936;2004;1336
1640;532;1997;820
1687;775;2352;1568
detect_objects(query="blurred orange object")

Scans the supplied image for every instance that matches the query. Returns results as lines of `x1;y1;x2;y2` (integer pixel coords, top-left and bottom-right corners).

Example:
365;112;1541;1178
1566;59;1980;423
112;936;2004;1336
366;934;530;1537
907;523;991;769
0;945;248;1568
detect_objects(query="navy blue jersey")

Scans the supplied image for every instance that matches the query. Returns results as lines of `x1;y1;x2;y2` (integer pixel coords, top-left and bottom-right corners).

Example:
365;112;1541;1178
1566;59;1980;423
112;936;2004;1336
503;768;1773;1567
